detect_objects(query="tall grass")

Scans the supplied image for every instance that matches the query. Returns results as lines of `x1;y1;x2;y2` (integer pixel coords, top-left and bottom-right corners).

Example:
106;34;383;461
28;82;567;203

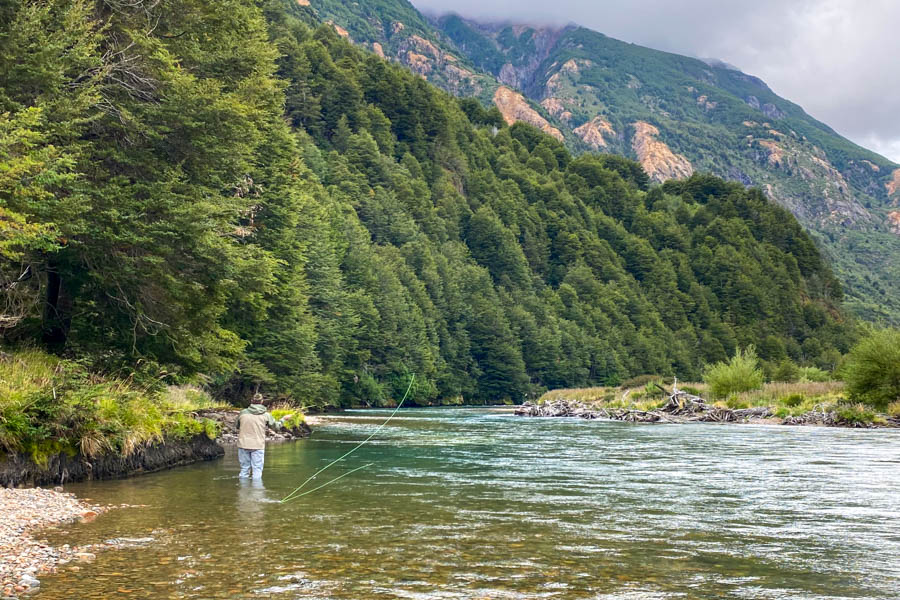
0;349;221;465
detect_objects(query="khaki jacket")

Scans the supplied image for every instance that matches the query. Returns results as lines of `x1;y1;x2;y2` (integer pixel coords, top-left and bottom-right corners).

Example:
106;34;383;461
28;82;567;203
236;405;280;450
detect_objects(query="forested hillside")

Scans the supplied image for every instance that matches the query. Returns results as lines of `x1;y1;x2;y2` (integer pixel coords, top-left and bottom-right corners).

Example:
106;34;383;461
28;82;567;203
0;0;852;407
303;0;900;325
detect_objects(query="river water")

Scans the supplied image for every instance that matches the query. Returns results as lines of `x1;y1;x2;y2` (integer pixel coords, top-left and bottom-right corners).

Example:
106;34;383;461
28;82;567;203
38;407;900;599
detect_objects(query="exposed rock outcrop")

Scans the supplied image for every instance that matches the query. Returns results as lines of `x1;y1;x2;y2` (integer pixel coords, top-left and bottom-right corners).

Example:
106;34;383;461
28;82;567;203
394;34;480;92
493;86;564;142
405;51;431;75
499;62;519;88
750;134;871;227
540;97;572;123
696;94;717;111
630;121;693;181
573;116;615;149
326;21;350;40
887;168;900;201
888;211;900;235
757;139;784;167
861;159;880;172
761;103;785;119
745;96;785;119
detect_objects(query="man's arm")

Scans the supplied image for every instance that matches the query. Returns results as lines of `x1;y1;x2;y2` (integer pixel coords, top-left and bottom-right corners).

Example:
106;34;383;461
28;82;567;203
267;413;282;431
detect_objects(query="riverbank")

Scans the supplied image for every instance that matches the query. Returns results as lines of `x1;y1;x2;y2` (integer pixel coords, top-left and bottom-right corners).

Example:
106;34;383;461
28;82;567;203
0;487;110;598
0;349;311;487
0;434;224;488
0;409;311;487
196;408;311;444
519;382;900;428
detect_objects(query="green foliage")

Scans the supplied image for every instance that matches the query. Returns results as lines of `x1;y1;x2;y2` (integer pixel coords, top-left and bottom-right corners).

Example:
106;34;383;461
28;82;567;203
270;408;306;429
619;374;665;389
797;366;831;382
0;0;854;412
0;350;218;464
842;328;900;408
772;360;800;382
833;403;881;426
703;346;765;399
782;393;805;407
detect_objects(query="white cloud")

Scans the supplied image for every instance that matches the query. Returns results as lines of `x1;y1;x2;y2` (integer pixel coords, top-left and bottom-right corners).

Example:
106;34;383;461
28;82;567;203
412;0;900;163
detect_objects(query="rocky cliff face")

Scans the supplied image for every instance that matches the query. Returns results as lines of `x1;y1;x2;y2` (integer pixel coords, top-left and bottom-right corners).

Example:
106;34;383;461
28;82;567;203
630;122;693;181
573;116;615;149
493;86;563;141
742;122;873;227
888;168;900;202
888;211;900;235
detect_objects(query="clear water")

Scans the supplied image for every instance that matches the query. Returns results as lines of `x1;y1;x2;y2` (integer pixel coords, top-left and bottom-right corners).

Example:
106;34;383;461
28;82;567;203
38;407;900;599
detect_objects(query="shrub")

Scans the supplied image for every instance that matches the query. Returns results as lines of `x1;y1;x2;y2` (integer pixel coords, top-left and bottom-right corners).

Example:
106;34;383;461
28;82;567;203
724;395;750;409
641;381;668;399
833;403;880;425
842;328;900;409
797;366;831;383
271;408;306;430
702;346;764;399
781;393;805;407
888;401;900;419
620;374;664;389
772;360;799;382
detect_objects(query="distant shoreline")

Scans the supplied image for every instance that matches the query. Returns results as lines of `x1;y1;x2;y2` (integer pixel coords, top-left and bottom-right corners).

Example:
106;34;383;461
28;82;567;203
517;384;900;429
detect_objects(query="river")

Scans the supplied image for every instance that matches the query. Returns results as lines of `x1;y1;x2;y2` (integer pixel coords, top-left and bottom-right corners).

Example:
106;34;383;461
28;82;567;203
38;407;900;599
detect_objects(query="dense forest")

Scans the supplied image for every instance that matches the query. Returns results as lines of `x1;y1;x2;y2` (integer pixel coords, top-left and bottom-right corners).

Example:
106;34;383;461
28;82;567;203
0;0;853;407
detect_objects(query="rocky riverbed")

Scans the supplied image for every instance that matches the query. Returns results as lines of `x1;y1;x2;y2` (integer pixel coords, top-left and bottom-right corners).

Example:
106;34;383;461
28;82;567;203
0;487;110;598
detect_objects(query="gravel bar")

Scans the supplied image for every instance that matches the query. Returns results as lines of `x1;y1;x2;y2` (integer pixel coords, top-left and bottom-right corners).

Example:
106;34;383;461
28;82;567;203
0;487;108;598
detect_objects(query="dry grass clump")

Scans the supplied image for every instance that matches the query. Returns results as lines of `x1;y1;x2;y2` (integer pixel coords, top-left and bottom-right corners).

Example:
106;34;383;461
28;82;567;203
886;401;900;419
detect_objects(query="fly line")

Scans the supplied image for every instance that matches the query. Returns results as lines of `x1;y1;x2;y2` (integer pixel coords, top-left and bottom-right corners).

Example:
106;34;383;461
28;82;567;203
280;374;415;503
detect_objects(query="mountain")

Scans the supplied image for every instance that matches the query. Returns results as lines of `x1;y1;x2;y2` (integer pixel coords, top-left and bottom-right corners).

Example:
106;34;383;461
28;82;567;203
302;0;900;324
0;0;851;407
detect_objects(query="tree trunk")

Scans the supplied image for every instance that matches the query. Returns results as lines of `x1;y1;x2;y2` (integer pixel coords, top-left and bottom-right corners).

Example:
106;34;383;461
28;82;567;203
42;266;71;352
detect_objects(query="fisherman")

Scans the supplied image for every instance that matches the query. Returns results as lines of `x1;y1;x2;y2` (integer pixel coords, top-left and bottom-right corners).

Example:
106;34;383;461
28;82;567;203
236;395;285;480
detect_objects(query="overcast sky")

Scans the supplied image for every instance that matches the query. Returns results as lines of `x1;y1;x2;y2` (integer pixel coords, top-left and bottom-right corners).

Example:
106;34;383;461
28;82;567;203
411;0;900;163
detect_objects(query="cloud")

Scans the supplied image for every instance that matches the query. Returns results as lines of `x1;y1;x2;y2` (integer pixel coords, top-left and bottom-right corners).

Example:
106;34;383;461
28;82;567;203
411;0;900;163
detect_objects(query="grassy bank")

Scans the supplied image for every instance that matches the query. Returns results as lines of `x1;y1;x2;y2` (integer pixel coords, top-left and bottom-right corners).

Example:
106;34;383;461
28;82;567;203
540;380;900;426
0;349;228;467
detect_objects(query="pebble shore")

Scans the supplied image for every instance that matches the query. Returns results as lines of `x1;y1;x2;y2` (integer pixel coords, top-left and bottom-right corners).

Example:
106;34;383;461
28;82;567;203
0;487;107;598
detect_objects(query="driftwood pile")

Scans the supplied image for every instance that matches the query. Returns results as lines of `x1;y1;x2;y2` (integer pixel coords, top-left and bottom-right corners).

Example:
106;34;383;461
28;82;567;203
516;386;900;428
515;385;773;424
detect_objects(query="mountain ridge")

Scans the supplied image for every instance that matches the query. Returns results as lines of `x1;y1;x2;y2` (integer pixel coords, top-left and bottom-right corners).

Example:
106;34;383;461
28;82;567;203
302;0;900;323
